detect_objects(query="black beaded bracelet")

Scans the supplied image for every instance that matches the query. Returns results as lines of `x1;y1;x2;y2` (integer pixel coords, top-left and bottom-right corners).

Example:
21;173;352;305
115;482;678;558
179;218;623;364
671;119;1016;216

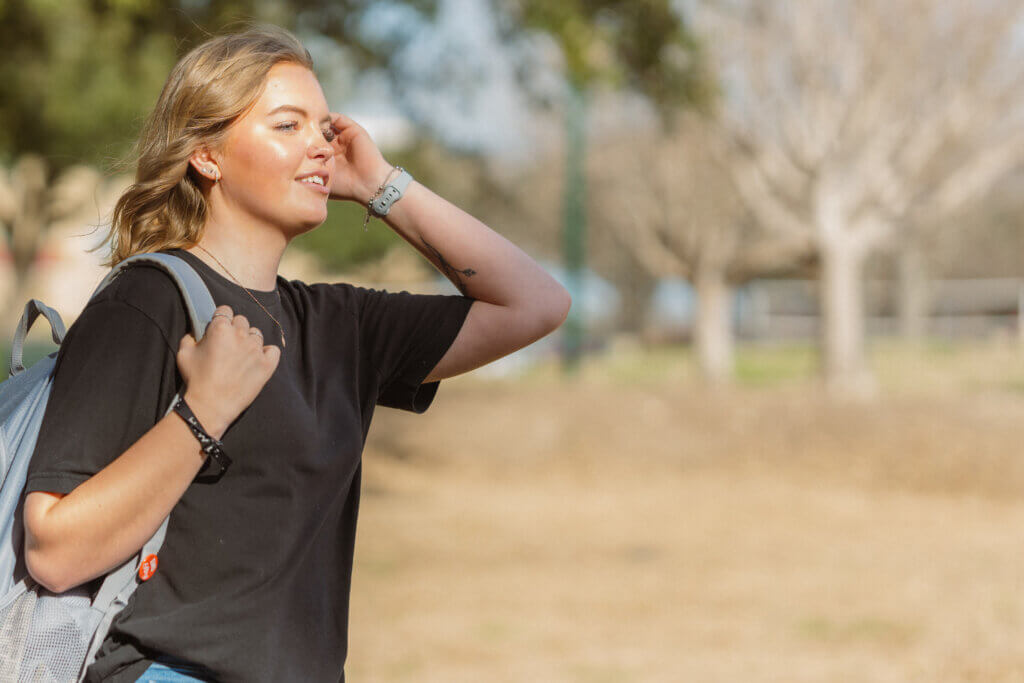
172;395;232;477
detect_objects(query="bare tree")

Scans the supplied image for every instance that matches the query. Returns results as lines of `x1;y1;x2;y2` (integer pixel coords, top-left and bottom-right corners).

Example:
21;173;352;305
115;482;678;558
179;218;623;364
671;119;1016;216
696;0;1024;394
588;110;812;382
0;155;102;325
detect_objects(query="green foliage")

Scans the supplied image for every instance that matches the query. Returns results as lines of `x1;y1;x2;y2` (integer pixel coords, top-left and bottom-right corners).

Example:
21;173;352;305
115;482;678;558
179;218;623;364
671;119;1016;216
504;0;714;113
0;0;439;173
2;1;232;169
291;201;404;271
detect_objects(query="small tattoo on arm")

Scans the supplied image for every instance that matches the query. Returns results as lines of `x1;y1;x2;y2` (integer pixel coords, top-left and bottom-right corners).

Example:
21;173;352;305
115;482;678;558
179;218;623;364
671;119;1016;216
422;238;476;295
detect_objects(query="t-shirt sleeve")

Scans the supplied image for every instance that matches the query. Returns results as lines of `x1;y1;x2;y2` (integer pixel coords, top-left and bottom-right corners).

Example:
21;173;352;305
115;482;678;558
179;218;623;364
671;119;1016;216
357;287;474;413
25;300;180;495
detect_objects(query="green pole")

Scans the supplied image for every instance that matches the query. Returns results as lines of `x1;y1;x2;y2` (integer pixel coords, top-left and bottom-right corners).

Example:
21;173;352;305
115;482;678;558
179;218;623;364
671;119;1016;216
562;82;587;371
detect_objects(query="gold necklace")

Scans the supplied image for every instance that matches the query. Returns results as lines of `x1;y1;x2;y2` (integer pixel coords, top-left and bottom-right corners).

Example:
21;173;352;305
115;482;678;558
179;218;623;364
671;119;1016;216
194;244;287;349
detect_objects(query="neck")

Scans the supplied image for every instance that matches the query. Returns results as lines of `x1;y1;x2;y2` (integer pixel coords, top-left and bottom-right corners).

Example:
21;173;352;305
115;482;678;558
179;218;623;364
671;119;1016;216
188;222;287;292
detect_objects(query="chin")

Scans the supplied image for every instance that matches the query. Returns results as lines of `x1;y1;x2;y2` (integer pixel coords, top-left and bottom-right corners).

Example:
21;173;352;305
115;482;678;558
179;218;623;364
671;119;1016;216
291;215;327;237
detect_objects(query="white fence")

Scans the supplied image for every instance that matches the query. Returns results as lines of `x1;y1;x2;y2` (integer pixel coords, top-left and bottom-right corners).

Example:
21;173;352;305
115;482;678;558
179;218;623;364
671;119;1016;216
647;277;1024;341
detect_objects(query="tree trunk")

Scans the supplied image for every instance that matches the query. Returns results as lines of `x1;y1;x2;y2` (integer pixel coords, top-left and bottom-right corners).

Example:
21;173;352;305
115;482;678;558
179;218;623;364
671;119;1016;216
694;261;734;383
612;268;656;335
820;241;874;395
897;242;929;341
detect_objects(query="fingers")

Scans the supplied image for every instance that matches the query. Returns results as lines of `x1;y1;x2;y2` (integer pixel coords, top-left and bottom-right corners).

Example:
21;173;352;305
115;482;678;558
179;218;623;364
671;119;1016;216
330;112;357;126
200;306;276;350
328;112;369;142
261;342;281;369
207;305;234;333
231;313;251;333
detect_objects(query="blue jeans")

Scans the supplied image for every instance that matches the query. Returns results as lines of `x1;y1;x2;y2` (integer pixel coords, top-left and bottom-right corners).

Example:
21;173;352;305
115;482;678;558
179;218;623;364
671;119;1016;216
136;658;213;682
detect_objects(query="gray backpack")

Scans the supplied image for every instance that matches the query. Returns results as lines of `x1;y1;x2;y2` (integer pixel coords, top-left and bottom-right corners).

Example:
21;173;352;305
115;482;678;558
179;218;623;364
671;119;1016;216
0;253;216;682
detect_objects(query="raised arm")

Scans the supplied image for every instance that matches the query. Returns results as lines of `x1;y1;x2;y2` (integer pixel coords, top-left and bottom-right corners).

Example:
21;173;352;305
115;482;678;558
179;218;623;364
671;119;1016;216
327;114;571;382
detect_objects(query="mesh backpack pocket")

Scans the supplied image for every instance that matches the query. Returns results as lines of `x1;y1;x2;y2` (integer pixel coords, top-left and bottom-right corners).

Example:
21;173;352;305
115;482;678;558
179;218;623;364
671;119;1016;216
0;579;98;682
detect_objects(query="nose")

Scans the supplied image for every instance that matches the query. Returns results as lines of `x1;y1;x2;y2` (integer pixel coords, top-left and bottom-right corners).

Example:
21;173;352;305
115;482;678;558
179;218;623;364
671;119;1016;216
307;126;332;159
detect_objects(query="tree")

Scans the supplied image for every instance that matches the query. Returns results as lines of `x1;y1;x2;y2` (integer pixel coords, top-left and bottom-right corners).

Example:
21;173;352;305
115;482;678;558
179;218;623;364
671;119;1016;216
696;0;1024;394
487;0;711;366
0;155;104;323
0;0;440;170
588;110;812;382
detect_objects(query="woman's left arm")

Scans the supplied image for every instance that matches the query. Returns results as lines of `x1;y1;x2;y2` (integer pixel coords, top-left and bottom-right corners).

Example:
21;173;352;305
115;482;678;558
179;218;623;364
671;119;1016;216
328;113;571;382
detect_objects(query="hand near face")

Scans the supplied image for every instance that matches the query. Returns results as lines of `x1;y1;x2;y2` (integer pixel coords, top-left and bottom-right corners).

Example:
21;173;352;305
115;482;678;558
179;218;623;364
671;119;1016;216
326;113;394;205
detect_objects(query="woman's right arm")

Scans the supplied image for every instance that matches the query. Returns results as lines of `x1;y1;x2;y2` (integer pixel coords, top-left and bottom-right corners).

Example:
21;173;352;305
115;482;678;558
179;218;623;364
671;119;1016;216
22;306;279;593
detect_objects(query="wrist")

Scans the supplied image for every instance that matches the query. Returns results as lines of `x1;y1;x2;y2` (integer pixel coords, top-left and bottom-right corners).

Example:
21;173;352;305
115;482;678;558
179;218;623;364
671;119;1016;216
173;393;233;477
181;390;229;440
361;161;397;206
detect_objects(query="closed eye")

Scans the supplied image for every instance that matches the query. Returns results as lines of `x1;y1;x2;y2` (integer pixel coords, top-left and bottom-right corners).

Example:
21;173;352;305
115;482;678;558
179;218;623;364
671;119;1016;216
276;121;336;142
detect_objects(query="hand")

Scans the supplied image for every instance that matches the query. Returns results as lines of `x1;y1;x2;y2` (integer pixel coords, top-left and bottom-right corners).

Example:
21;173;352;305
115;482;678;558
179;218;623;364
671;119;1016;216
175;305;281;437
325;112;395;204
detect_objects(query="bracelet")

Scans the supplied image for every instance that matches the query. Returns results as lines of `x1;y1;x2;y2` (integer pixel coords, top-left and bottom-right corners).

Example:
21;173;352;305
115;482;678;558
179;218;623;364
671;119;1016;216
172;395;232;477
363;166;413;230
370;168;413;217
362;166;401;231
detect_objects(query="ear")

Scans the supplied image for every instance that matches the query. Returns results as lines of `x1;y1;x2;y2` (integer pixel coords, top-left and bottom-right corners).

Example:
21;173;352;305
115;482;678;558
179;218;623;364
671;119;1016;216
188;148;221;182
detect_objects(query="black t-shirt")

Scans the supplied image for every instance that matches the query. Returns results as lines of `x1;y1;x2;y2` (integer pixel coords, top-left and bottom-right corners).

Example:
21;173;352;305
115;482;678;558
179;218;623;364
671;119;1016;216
25;248;473;682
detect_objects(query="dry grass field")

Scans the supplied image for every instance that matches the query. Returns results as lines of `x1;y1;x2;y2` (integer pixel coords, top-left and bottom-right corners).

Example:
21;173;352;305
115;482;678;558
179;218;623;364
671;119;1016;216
347;342;1024;682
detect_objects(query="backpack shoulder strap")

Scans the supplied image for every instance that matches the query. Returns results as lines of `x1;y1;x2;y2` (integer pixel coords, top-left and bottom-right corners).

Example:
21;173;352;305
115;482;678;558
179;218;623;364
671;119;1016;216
79;253;216;680
90;253;217;343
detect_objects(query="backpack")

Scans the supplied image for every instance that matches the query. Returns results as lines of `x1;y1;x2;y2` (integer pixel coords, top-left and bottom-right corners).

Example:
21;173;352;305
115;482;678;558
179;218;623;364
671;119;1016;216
0;253;216;682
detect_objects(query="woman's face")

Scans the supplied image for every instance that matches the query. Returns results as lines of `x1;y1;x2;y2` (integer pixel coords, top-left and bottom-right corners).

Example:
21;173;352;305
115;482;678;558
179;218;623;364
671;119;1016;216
205;62;336;237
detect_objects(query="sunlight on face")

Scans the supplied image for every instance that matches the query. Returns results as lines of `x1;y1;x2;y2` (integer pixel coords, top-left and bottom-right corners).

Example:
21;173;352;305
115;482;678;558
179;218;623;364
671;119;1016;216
213;62;336;238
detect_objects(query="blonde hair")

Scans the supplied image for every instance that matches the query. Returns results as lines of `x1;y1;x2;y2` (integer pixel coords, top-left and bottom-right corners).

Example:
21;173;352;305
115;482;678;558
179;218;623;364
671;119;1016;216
102;24;314;266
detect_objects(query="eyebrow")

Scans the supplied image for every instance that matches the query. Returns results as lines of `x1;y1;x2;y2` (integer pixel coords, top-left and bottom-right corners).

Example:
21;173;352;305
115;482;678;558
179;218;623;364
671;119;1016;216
266;104;332;124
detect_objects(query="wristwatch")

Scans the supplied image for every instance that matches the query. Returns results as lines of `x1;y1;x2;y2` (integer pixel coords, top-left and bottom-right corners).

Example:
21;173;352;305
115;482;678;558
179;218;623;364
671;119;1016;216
369;168;414;217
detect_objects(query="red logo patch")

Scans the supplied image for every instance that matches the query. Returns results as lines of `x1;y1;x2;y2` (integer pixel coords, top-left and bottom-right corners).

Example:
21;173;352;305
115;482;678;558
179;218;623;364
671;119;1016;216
138;554;158;581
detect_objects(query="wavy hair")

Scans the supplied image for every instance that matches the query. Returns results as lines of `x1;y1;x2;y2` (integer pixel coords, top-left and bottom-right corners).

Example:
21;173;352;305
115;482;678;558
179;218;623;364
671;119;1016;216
101;24;313;266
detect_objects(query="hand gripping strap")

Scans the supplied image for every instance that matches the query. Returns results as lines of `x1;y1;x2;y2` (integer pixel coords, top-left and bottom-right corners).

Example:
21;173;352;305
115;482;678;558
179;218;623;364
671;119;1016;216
8;300;67;378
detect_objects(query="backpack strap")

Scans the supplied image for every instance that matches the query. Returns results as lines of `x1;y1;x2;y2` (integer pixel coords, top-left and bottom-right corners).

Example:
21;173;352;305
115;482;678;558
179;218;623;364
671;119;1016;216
82;515;170;679
8;253;216;379
8;300;67;378
79;254;217;680
90;253;217;343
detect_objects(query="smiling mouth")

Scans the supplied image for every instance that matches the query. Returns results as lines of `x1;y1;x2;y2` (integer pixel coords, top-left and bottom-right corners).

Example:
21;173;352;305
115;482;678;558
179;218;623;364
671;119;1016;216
297;177;330;194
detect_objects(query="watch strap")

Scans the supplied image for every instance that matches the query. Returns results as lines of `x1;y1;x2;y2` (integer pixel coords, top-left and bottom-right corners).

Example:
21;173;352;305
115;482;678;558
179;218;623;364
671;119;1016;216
369;168;413;217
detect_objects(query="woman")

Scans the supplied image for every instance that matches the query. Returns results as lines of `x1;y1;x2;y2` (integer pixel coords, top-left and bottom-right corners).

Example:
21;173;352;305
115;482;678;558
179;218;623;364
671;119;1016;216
22;24;569;682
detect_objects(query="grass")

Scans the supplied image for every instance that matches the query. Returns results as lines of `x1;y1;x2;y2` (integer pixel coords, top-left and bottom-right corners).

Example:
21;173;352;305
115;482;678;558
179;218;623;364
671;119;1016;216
8;332;1024;401
0;342;60;377
351;374;1024;681
499;336;1024;399
734;343;819;386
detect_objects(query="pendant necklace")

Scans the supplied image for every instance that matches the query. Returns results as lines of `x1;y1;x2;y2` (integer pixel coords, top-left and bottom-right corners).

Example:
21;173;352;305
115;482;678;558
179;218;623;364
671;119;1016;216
193;244;287;349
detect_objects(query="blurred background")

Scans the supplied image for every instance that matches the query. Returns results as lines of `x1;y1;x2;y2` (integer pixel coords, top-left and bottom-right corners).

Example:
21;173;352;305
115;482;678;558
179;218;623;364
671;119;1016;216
5;0;1024;680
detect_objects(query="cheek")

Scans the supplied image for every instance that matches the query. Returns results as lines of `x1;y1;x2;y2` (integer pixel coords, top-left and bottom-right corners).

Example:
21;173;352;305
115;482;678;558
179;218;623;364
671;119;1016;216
228;133;300;185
